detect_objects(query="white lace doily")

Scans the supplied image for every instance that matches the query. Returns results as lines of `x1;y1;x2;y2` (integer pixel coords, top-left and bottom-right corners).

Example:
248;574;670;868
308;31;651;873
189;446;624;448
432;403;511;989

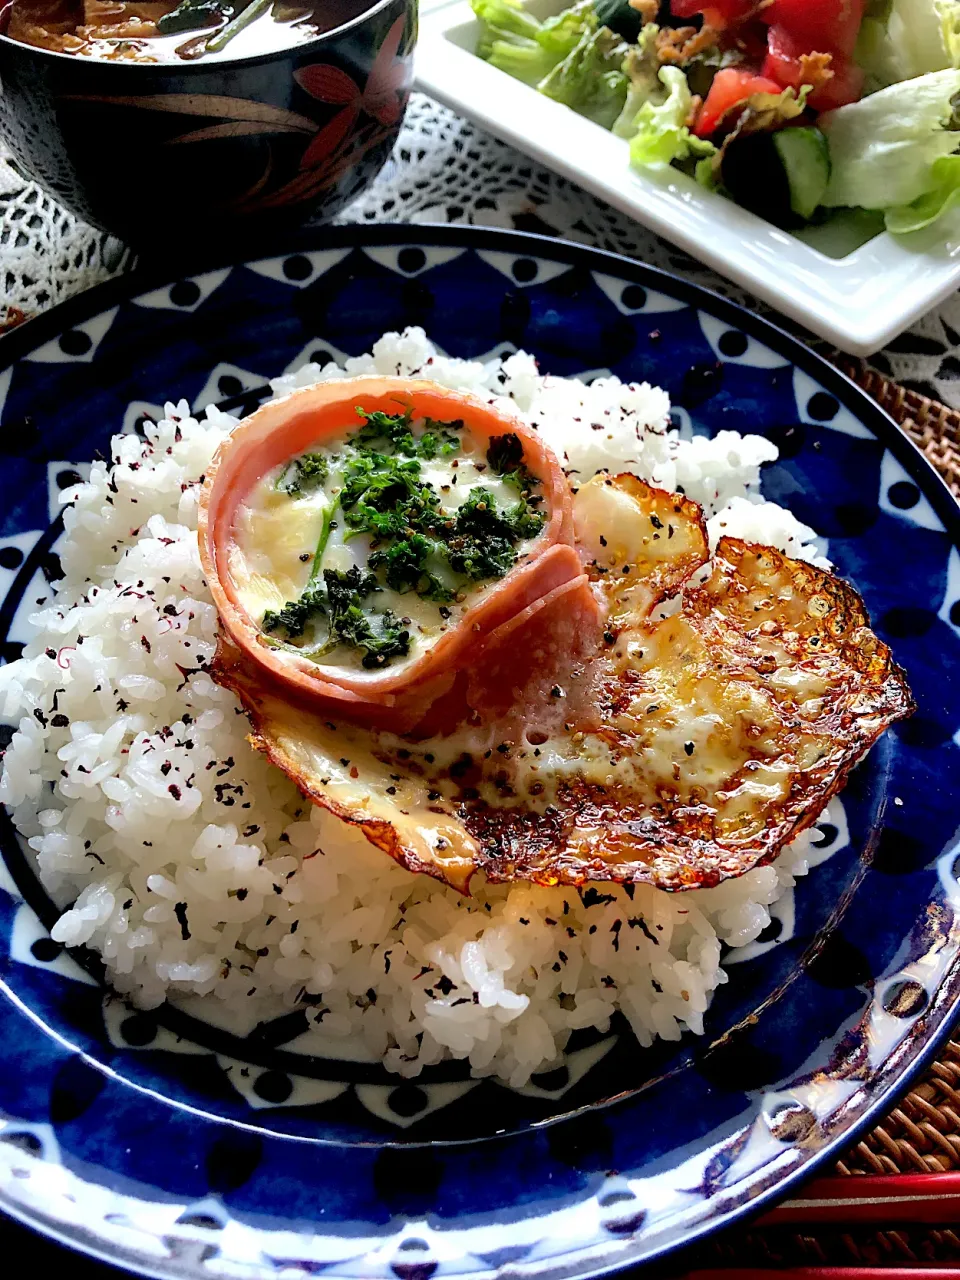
3;92;960;405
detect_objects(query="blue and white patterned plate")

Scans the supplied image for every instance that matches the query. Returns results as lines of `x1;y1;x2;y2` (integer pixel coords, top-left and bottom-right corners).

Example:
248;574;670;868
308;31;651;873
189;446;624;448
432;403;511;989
0;225;958;1278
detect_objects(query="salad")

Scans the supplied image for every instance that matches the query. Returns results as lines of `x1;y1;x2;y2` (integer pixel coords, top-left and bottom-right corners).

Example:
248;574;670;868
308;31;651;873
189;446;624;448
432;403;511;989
471;0;960;235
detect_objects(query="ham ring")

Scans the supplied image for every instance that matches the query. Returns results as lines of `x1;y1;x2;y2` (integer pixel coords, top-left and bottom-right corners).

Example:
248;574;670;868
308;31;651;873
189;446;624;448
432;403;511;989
198;377;602;731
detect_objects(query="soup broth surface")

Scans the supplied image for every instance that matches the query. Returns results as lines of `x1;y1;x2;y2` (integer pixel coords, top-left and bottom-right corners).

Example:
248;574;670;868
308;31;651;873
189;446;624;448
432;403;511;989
2;0;374;61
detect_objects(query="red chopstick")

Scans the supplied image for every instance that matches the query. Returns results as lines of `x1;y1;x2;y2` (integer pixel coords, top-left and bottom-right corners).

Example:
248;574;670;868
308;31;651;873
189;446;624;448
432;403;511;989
683;1271;960;1279
755;1172;960;1226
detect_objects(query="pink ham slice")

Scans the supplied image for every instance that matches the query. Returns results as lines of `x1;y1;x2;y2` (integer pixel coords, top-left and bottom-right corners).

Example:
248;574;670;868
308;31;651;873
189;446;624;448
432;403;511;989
199;376;590;732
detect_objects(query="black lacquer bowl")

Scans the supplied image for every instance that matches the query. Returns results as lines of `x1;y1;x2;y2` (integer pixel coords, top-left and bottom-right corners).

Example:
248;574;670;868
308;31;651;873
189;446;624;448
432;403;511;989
0;0;415;248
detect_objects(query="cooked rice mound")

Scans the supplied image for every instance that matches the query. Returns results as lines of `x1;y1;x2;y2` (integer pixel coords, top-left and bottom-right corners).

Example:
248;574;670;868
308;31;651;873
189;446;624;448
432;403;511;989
0;329;830;1086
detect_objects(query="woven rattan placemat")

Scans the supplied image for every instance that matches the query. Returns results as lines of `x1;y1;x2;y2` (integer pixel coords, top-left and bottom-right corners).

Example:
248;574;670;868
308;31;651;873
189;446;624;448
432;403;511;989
832;361;960;1181
838;361;960;503
679;364;960;1272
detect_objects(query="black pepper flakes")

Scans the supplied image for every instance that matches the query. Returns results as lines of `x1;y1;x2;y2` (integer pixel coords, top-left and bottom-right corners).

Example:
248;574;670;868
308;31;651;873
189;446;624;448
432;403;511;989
581;887;616;908
174;902;190;940
629;916;658;944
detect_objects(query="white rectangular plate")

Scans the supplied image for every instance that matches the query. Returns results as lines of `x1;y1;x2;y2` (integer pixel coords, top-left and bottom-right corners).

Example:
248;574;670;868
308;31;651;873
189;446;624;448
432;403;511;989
416;0;960;355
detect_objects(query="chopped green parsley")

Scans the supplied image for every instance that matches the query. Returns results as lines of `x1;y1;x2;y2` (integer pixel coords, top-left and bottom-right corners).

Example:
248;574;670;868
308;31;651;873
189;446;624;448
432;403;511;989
276;451;328;496
260;409;546;668
264;567;409;669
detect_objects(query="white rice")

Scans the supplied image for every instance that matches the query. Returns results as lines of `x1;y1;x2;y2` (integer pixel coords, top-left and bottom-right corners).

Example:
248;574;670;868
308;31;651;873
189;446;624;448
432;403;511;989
0;327;829;1087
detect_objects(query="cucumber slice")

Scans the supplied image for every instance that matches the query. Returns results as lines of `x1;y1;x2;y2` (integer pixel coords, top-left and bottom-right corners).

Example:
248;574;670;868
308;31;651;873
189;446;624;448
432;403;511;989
593;0;643;41
772;127;831;221
719;133;793;228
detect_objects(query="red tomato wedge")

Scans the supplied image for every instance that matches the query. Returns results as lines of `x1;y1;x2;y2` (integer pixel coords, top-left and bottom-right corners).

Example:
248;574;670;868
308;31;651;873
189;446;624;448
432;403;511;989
761;0;865;59
805;56;864;111
198;377;598;733
763;22;864;110
694;66;783;137
669;0;754;23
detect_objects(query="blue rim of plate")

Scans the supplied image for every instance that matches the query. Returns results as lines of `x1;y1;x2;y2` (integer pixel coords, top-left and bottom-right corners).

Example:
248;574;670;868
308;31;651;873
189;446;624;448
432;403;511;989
0;223;957;1279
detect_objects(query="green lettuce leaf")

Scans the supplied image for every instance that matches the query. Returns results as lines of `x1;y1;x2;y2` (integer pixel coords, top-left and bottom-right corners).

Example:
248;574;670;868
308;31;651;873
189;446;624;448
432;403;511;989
628;66;717;169
884;152;960;230
471;0;596;87
819;68;960;210
856;0;960;88
537;0;599;56
473;0;542;51
695;154;721;190
612;23;661;139
539;25;630;130
733;84;810;133
942;0;960;61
